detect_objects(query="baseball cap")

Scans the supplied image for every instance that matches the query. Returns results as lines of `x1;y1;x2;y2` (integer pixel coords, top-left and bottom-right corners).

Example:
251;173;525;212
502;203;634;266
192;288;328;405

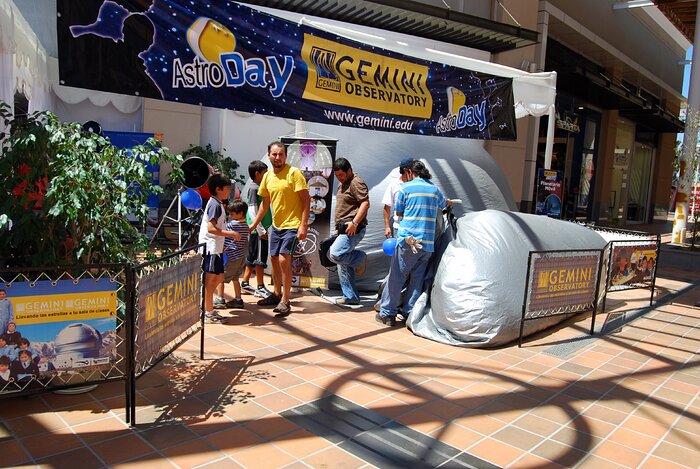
399;157;414;170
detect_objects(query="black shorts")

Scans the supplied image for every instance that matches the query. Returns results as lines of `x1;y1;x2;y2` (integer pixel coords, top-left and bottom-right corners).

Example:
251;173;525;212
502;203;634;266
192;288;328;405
246;231;269;268
202;253;224;274
269;227;298;256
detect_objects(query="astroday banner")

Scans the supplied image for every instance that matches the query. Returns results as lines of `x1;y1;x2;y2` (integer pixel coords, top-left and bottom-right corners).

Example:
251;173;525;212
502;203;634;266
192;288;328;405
57;1;516;140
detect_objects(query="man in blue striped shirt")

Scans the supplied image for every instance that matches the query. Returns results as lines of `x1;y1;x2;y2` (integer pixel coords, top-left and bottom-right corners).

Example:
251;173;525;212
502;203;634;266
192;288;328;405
377;160;449;326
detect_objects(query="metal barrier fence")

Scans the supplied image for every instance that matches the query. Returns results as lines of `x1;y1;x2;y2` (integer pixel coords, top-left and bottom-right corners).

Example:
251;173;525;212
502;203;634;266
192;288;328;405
0;264;130;400
519;248;604;347
0;244;204;426
587;226;661;313
128;244;204;424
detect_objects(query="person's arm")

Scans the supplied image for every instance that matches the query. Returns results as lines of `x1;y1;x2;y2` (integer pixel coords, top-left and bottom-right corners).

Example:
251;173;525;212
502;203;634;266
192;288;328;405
381;183;394;238
249;197;270;232
297;189;310;240
345;199;370;236
383;204;392;238
207;220;241;240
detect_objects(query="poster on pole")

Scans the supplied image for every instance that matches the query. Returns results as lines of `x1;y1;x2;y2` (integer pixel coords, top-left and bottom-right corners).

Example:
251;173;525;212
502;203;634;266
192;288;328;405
281;138;336;289
57;0;516;140
535;169;563;218
526;251;601;317
136;255;201;371
608;243;658;287
0;279;117;391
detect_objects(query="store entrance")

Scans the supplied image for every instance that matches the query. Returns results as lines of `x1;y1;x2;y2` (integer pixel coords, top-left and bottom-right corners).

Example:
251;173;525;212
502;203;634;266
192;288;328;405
609;119;655;225
626;143;654;224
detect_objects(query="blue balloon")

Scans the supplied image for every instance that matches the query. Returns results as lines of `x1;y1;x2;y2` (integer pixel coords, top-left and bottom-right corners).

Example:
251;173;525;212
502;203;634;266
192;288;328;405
382;237;397;256
181;189;202;210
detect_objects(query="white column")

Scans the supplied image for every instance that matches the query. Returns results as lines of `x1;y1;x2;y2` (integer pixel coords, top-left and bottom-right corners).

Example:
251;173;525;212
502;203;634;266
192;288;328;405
672;0;700;244
520;3;551;210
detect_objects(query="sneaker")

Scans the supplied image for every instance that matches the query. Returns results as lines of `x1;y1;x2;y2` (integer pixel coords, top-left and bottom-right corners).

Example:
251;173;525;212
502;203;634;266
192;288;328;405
273;301;292;317
335;298;360;306
396;313;407;322
225;298;244;309
355;253;367;276
213;297;226;309
375;313;396;327
241;281;256;295
205;312;228;324
257;293;281;307
254;286;273;298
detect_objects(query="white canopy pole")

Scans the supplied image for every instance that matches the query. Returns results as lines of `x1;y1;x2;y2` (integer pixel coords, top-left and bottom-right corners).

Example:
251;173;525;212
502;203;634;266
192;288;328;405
544;104;556;169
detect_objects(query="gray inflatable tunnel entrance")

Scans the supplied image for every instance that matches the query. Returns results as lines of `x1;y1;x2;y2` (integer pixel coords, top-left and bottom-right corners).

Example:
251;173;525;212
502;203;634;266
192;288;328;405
407;210;607;347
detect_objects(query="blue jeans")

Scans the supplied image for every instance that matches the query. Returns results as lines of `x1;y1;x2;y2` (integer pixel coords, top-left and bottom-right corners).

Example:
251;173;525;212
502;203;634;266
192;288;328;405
328;230;366;302
380;243;431;318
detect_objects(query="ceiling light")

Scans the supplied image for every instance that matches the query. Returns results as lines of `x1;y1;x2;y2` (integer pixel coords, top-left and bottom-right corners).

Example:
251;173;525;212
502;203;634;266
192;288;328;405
612;1;654;10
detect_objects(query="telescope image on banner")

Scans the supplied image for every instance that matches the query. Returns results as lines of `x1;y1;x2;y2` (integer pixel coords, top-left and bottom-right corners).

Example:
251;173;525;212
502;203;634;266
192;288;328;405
57;1;516;140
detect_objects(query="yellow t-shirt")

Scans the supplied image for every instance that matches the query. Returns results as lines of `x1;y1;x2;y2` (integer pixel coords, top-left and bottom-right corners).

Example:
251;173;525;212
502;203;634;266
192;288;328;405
258;164;308;229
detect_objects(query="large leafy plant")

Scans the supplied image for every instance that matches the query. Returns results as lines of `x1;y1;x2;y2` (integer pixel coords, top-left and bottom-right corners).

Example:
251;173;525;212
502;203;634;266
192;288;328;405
0;102;182;267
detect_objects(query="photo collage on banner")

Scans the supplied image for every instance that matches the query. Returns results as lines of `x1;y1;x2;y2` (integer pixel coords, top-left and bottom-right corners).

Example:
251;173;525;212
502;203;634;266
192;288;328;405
281;138;336;289
609;243;658;287
0;279;117;392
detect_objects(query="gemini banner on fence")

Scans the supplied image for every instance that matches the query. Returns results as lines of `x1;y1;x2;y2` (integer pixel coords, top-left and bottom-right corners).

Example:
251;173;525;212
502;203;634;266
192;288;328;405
1;277;119;393
57;1;516;140
526;251;601;317
136;255;201;369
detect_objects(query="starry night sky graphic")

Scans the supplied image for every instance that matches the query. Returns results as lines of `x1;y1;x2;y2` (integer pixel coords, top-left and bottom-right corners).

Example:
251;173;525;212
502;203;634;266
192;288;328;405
57;0;516;140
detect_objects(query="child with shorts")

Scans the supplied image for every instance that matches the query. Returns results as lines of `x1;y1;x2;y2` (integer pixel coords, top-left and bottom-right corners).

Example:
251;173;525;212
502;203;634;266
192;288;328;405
240;160;273;298
216;200;250;308
198;174;241;324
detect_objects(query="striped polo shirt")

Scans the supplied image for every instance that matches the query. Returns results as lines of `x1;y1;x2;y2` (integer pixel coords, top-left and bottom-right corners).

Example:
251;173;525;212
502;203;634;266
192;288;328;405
395;178;446;253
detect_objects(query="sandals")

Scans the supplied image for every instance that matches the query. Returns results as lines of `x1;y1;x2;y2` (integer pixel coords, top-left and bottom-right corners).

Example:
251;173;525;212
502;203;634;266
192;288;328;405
273;301;292;317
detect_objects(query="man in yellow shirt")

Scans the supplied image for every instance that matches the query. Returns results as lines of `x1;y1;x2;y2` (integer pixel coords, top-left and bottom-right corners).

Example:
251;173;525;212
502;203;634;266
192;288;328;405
250;141;310;316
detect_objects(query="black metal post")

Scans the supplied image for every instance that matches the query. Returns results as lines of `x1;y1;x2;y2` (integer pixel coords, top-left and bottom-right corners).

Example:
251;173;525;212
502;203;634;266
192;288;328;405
519;253;534;348
124;263;135;426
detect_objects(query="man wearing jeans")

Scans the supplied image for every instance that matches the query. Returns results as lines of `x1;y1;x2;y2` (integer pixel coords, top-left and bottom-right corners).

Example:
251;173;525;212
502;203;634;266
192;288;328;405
377;160;448;326
328;158;370;305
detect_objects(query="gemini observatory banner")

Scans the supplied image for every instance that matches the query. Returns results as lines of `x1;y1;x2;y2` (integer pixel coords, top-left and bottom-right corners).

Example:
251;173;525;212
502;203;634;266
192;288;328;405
135;255;201;371
0;279;117;391
57;1;516;140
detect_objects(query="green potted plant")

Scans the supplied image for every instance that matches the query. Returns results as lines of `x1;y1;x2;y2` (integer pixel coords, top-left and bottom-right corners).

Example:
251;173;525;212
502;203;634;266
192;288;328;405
0;101;183;267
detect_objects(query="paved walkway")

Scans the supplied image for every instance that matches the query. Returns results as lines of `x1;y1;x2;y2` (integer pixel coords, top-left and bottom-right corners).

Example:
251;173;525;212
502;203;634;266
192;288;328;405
1;223;698;468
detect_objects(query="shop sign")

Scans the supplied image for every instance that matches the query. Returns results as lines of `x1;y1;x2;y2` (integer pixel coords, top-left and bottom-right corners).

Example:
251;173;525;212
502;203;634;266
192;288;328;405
555;111;581;133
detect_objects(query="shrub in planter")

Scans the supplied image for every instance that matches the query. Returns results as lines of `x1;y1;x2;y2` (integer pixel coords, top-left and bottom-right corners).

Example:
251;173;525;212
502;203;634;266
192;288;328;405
0;102;182;267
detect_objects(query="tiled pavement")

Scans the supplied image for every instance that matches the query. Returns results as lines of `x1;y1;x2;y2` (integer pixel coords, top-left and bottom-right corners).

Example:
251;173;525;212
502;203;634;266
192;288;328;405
1;227;699;468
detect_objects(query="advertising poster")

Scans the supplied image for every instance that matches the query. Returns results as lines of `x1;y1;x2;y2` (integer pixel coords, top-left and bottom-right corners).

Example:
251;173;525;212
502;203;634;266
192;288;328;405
609;243;658;287
103;130;161;210
526;251;601;316
281;138;336;289
0;279;117;391
136;255;201;370
535;169;563;218
57;1;516;140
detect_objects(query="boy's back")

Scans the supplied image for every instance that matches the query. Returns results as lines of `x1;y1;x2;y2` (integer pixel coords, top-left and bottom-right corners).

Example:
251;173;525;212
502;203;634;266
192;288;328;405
224;219;249;259
198;196;226;254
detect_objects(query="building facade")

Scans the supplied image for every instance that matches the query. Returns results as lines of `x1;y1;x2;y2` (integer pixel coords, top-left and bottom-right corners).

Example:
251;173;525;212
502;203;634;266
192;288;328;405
5;0;690;227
